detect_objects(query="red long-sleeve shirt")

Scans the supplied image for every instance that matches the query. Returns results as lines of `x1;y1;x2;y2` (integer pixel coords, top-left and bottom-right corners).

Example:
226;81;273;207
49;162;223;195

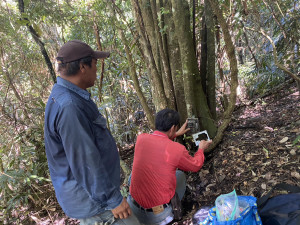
130;131;205;208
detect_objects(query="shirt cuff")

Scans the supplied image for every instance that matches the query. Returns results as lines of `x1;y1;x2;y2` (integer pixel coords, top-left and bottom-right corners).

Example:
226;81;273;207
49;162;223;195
105;190;123;210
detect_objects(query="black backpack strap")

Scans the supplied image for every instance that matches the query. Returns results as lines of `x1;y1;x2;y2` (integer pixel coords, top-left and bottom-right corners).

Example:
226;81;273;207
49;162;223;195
257;183;300;209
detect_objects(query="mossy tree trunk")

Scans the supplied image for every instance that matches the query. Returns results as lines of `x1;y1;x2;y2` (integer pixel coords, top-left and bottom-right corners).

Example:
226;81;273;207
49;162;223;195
171;0;217;137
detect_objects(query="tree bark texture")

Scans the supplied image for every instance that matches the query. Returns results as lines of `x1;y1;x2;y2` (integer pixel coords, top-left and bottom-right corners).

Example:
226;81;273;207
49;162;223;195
207;0;239;152
128;0;217;135
150;0;176;109
199;14;207;94
164;0;188;123
205;0;217;120
171;0;217;136
131;0;168;111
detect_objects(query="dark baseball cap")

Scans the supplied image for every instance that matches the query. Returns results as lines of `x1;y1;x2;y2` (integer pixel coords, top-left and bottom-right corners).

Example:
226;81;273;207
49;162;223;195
57;40;110;63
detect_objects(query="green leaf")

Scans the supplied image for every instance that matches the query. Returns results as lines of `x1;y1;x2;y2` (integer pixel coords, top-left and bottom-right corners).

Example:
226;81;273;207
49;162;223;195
262;147;269;158
16;19;30;26
293;135;300;146
33;23;43;37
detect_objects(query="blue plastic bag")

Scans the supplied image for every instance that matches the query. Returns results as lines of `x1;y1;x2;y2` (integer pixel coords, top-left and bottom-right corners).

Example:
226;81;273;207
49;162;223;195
199;196;262;225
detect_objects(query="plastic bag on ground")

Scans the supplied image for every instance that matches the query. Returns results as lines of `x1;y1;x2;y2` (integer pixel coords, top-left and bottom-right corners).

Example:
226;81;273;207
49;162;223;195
199;196;262;225
215;189;239;221
192;206;212;224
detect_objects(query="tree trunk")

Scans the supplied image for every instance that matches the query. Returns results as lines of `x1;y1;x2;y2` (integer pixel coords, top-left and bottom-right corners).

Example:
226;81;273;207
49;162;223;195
199;14;207;95
240;21;259;70
163;0;187;124
171;0;217;137
205;0;217;120
171;0;197;117
192;0;196;52
150;0;176;109
164;0;188;123
131;0;168;110
207;0;239;152
237;39;244;64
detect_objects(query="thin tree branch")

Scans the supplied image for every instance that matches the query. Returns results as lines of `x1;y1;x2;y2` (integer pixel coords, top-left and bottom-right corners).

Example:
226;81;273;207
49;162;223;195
18;0;56;84
262;0;287;39
245;26;300;83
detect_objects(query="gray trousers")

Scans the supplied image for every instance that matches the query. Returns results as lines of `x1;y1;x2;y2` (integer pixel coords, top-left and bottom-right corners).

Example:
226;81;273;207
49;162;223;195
127;170;186;225
79;210;140;225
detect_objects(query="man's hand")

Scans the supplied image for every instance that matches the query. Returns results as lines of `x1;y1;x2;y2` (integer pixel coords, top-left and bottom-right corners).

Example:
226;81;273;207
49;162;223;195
111;198;132;219
198;140;212;151
175;120;190;137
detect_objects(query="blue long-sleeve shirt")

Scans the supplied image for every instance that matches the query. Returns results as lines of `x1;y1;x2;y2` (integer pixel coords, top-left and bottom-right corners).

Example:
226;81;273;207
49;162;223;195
44;77;123;219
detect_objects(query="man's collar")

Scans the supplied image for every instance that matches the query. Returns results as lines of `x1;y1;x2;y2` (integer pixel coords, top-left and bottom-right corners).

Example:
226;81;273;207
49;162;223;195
153;130;169;138
56;76;91;100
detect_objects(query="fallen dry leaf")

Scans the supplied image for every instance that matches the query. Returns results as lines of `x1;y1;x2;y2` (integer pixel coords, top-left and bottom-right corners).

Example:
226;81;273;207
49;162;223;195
290;149;296;156
279;137;289;143
265;172;272;180
291;172;300;179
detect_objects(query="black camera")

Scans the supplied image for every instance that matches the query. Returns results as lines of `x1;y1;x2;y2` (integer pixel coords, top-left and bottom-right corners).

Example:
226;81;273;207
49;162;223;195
187;118;199;134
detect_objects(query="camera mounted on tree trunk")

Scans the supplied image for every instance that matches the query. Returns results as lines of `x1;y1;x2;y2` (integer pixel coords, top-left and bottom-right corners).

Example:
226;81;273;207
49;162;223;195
187;118;210;146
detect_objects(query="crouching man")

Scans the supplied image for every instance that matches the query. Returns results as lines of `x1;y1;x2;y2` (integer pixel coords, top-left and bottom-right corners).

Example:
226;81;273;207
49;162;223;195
128;109;212;224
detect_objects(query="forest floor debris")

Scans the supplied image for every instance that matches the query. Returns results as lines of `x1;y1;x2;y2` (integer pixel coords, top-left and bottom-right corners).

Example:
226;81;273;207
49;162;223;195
15;83;299;224
176;83;300;224
123;83;299;225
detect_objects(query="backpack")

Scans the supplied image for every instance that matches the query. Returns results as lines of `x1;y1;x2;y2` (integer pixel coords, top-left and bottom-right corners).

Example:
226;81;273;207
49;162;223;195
257;183;300;225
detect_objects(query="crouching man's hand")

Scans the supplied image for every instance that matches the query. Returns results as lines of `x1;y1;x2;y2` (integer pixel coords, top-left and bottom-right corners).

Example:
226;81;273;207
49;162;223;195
175;120;190;137
111;198;132;219
198;140;212;151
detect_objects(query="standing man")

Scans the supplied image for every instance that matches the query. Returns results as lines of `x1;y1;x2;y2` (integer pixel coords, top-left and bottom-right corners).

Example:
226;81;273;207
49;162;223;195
44;40;140;225
128;109;212;225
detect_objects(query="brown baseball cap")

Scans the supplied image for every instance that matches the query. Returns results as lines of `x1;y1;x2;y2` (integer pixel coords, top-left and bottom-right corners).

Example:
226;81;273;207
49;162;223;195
57;40;110;63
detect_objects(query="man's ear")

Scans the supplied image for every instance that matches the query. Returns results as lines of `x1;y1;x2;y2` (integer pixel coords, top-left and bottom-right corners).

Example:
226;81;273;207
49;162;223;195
170;125;176;133
167;125;176;139
79;63;85;73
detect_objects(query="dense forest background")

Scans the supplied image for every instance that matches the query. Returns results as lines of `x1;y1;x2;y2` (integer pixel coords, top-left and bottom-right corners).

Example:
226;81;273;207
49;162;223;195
0;0;299;224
